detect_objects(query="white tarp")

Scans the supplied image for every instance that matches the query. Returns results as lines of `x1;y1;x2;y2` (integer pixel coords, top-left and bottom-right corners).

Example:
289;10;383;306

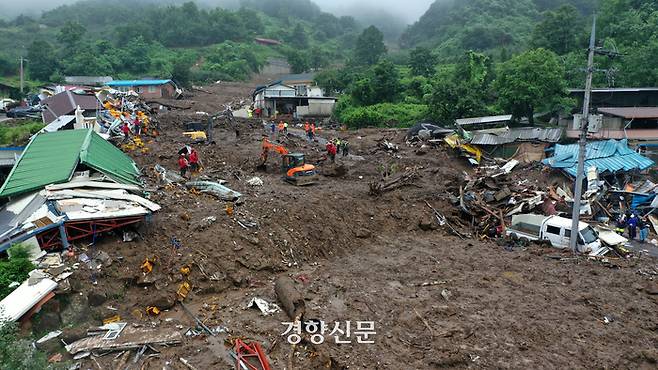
46;189;161;212
0;278;57;324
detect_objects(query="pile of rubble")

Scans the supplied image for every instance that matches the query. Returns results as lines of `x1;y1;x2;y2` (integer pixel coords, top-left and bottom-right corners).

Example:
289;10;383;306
97;89;159;141
405;122;658;259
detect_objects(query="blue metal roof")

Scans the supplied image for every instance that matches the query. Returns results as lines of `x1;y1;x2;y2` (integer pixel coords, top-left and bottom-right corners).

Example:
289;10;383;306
542;139;654;177
106;80;172;87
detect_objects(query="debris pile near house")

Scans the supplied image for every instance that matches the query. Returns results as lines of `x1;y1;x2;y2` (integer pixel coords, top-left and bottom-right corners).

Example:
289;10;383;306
438;159;546;238
96;89;159;141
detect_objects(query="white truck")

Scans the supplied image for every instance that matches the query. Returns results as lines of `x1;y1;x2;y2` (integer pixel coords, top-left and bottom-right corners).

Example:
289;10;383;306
506;214;607;255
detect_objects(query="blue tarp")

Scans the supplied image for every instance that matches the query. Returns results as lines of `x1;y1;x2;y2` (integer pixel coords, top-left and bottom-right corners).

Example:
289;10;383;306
106;80;172;87
631;194;656;210
542;139;654;177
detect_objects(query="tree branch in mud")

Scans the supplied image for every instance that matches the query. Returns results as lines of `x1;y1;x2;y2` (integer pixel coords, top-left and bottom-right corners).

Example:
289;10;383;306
369;168;420;196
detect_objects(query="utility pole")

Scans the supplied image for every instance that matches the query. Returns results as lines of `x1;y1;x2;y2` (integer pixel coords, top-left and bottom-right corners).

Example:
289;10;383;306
569;16;597;253
19;56;25;95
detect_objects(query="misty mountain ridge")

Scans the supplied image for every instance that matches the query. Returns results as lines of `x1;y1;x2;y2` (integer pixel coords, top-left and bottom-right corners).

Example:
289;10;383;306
0;0;430;39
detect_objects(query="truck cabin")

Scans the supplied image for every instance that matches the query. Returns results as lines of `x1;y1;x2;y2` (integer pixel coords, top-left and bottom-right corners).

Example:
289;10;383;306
544;222;598;246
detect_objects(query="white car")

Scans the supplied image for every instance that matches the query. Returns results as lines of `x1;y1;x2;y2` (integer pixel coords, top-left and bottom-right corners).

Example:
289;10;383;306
0;98;17;113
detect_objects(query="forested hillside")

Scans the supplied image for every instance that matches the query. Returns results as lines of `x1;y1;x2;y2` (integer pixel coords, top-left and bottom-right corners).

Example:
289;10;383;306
2;0;658;128
400;0;599;58
396;0;657;87
318;0;658;128
0;0;360;85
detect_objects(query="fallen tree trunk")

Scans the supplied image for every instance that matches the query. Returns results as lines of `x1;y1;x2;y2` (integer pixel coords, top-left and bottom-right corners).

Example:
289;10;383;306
275;276;305;321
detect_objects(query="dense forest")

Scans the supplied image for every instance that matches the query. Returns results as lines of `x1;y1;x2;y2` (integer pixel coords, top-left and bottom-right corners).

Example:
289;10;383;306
1;0;657;128
0;0;361;87
319;0;658;127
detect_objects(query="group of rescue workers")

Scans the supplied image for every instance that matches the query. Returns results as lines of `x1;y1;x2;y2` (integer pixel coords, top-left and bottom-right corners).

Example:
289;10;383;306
325;138;349;162
178;146;201;179
615;212;651;243
119;111;151;141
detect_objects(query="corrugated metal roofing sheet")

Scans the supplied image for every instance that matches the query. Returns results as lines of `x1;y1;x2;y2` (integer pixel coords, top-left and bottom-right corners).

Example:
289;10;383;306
470;127;563;145
455;115;513;126
81;132;140;185
598;107;658;119
106;80;172;87
0;147;23;167
0;129;141;198
542;139;654;177
0;130;89;198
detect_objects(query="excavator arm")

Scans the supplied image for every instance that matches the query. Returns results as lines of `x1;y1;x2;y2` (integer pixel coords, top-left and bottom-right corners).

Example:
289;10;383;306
259;138;288;168
262;138;289;155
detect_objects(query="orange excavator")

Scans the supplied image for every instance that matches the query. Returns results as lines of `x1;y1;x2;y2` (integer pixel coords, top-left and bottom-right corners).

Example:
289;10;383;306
257;138;318;186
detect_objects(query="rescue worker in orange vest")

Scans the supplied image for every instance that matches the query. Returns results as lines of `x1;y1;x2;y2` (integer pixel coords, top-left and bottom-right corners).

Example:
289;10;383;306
278;121;285;133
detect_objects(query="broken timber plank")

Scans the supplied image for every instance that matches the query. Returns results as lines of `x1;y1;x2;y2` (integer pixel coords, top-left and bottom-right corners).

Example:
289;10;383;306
66;327;182;355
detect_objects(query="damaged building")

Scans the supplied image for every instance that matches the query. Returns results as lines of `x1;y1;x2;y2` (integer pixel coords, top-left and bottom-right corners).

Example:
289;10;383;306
0;129;158;253
105;79;181;99
252;73;336;119
41;90;101;126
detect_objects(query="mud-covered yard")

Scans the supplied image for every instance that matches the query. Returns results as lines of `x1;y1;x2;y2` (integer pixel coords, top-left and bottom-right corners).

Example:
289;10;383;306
46;82;658;370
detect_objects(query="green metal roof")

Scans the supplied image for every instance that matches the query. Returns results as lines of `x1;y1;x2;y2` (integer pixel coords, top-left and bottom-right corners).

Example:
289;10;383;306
0;129;141;198
80;130;141;185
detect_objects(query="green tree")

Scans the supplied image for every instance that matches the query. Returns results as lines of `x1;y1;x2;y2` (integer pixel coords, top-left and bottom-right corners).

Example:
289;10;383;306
314;67;360;96
0;54;13;77
289;23;309;49
62;52;113;76
117;37;151;74
27;40;58;81
309;46;331;70
409;47;436;77
0;322;48;370
285;49;310;74
0;245;35;300
353;25;387;66
493;48;569;124
530;5;582;55
57;21;86;48
427;51;493;123
172;60;192;88
351;60;400;105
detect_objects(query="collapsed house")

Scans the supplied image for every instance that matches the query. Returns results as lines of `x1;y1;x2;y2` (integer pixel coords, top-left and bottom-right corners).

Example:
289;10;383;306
0;129;159;252
41;90;101;126
542;139;654;179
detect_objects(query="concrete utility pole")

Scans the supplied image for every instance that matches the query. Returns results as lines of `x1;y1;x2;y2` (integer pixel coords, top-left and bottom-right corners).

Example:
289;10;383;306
19;56;25;94
569;15;597;253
